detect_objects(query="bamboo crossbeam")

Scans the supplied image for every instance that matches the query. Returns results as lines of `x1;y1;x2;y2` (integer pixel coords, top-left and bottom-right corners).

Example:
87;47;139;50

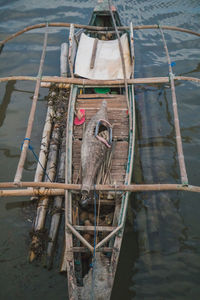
159;27;188;185
0;75;200;86
14;25;48;184
0;23;200;48
1;182;200;196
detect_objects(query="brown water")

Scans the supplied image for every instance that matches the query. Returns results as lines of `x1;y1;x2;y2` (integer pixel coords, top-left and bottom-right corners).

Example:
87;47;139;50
0;0;200;299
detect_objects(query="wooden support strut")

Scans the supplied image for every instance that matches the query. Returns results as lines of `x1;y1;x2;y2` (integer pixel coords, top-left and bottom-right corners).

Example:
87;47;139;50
14;24;48;184
159;26;188;185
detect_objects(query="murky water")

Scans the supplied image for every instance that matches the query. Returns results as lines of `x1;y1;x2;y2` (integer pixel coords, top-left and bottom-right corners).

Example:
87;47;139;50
0;0;200;299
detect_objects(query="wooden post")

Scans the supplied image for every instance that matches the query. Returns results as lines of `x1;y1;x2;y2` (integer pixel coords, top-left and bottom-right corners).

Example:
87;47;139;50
60;43;68;77
159;26;188;185
68;24;74;78
14;25;48;184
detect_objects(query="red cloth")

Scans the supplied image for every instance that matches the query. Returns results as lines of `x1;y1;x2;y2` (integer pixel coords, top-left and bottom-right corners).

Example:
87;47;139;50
74;109;85;125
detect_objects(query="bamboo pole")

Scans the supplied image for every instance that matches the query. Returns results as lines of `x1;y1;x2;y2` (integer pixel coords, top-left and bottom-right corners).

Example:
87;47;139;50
1;183;200;195
33;106;54;185
1;75;200;86
0;23;200;48
60;85;76;273
159;26;188;185
130;22;135;76
14;25;48;184
46;132;66;267
108;0;131;130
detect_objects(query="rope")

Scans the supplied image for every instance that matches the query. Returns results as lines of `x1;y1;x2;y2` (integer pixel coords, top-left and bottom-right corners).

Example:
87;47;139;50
21;138;52;182
90;185;97;300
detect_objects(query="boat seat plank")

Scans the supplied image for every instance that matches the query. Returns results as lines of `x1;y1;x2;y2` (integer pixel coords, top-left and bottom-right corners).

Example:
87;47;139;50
77;94;126;99
74;225;116;232
72;247;113;253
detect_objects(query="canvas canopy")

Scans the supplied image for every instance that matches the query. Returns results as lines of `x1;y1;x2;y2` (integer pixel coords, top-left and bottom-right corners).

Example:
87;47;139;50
74;33;132;80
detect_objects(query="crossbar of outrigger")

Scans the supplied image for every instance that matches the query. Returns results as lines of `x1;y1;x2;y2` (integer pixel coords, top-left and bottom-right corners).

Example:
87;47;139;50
0;23;200;49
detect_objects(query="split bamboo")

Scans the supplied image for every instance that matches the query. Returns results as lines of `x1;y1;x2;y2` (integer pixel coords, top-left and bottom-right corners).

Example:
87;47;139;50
159;26;188;185
14;25;48;184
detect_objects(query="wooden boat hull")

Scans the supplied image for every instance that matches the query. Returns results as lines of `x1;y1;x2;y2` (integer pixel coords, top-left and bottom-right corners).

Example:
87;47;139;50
63;1;135;299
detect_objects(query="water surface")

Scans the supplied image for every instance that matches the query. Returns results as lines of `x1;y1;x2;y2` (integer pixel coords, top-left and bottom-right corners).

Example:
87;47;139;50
0;1;200;299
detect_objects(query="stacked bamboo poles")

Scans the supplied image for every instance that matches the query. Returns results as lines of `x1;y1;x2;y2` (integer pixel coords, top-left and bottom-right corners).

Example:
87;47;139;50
46;131;66;267
29;87;68;261
14;24;49;184
46;47;69;266
0;23;200;48
159;26;188;185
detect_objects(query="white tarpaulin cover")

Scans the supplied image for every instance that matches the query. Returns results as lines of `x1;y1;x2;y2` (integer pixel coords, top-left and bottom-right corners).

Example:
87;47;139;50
74;33;132;80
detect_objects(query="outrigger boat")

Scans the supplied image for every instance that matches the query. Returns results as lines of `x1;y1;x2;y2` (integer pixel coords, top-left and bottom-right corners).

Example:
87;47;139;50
62;2;135;298
1;0;200;299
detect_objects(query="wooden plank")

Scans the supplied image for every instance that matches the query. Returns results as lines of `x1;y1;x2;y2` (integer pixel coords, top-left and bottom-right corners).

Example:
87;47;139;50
77;94;126;99
90;38;98;69
72;247;113;253
74;225;116;232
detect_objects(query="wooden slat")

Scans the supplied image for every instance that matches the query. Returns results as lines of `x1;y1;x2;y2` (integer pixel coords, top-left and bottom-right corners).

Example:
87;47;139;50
90;38;98;69
74;225;116;232
72;247;113;253
77;94;126;99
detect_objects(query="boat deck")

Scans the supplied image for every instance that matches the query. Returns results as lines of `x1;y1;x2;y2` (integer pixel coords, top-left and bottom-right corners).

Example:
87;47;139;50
72;93;129;185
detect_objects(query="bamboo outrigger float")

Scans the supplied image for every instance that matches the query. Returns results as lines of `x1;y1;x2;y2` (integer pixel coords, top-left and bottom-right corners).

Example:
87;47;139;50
0;0;200;299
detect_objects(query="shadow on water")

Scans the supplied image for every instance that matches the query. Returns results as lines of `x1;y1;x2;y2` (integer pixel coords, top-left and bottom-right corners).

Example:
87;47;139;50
0;80;16;127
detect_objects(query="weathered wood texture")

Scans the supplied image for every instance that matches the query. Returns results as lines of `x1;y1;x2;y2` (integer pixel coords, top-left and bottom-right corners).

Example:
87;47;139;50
72;94;128;185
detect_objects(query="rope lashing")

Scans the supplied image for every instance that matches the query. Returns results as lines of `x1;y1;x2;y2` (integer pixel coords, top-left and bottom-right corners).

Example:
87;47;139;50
20;138;52;182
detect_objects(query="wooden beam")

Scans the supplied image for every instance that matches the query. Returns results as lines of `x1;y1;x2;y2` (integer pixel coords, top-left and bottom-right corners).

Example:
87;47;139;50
90;38;98;69
74;225;115;232
72;246;113;253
